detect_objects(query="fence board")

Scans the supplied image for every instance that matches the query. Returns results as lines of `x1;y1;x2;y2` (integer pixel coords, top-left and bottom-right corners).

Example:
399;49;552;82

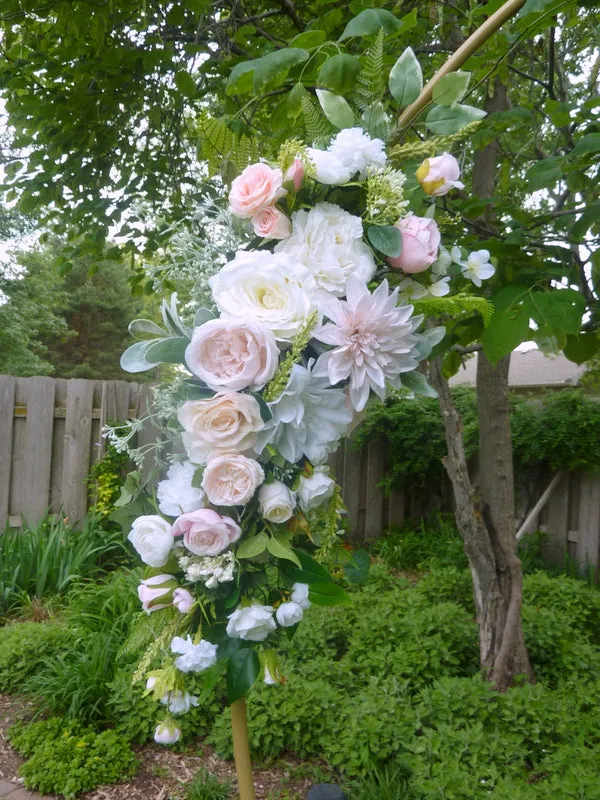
540;472;569;564
364;441;385;540
342;442;362;539
22;377;56;524
61;380;95;523
576;473;600;568
0;376;15;526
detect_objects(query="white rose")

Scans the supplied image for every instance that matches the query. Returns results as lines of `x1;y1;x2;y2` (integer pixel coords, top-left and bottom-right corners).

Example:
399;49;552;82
298;469;336;512
157;461;205;517
209;250;317;342
154;721;181;745
202;453;265;507
291;582;311;610
128;515;174;567
170;635;218;673
329;127;386;179
226;603;276;641
275;601;304;627
258;481;296;523
276;203;376;296
306;147;353;185
162;691;199;715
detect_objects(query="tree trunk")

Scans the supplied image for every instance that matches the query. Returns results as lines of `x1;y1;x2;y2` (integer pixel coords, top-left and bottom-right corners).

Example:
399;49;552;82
432;78;533;689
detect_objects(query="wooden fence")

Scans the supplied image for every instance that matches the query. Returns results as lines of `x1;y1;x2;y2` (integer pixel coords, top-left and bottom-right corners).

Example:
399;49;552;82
0;375;153;528
2;374;600;569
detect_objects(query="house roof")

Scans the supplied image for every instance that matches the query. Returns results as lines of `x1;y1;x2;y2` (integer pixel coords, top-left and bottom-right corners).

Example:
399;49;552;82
449;349;586;389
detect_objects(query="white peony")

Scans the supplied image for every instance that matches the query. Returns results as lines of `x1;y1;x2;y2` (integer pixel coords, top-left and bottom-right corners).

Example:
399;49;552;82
298;469;336;512
226;603;276;642
306;147;354;185
255;363;353;464
209;250;317;342
329;127;386;179
275;203;376;296
154;721;181;745
128;515;174;568
276;601;304;627
258;480;296;523
291;582;311;610
157;461;205;517
170;635;218;673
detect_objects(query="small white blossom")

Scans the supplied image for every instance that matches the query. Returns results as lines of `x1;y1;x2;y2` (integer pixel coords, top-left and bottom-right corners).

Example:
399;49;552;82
170;635;218;673
451;247;495;287
178;551;236;589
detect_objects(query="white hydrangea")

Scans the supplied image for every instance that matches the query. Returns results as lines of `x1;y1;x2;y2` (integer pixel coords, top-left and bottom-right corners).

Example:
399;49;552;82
178;551;236;589
329;128;386;179
157;461;205;517
170;635;218;673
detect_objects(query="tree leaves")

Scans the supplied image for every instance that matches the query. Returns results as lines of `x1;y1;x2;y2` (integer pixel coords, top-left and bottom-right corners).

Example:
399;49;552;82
525;156;562;190
481;288;532;365
339;8;402;40
226;48;309;95
318;54;361;94
388;48;422;108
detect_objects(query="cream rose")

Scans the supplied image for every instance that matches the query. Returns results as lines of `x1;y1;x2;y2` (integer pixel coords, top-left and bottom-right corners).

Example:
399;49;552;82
226;603;276;641
178;393;264;464
209;250;317;342
388;214;441;274
252;207;292;240
185;319;279;393
228;163;286;218
202;453;265;507
416;153;464;197
298;469;336;512
173;507;242;556
258;480;296;523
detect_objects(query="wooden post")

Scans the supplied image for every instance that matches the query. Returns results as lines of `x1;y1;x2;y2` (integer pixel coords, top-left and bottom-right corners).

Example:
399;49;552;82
230;698;256;800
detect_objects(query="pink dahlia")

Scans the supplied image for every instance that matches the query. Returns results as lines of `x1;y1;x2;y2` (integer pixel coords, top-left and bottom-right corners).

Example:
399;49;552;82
312;275;420;411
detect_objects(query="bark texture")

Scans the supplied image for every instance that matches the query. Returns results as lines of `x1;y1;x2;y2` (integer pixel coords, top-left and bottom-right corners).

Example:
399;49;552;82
433;79;533;689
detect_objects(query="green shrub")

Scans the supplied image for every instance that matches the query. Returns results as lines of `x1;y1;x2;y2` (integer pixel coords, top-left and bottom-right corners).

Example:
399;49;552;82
9;717;138;797
185;768;233;800
0;621;73;693
0;512;127;612
374;514;468;572
523;570;600;642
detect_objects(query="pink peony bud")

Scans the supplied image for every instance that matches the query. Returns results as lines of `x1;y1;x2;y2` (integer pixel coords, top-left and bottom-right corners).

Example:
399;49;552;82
251;207;292;240
173;587;195;614
137;574;177;614
416;153;464;197
285;158;305;191
387;214;441;274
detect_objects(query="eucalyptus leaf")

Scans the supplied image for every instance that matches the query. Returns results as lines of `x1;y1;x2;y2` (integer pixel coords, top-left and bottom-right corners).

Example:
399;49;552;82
388;48;422;108
432;71;471;106
367;225;402;257
426;103;486;134
400;370;438;398
316;89;355;129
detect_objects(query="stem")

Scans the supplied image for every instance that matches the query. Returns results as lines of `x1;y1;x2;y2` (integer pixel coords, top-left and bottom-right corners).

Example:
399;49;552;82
396;0;527;129
231;698;256;800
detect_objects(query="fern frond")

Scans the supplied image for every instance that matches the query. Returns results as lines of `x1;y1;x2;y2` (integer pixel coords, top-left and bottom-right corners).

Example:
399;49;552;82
118;607;179;663
196;113;262;176
412;293;494;326
301;94;334;146
353;28;385;112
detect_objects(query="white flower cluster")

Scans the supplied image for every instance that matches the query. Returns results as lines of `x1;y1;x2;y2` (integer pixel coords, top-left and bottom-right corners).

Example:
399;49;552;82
177;551;236;588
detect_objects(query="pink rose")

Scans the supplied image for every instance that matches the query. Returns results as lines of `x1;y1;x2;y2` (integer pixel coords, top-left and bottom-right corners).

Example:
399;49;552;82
186;319;279;393
173;587;195;613
229;163;286;218
138;574;177;614
252;207;292;240
177;393;264;463
202;454;265;507
173;508;242;556
285;158;305;191
388;214;441;273
416;153;464;197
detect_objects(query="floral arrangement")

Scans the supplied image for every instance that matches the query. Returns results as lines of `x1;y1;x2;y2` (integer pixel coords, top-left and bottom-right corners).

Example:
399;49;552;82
118;127;495;746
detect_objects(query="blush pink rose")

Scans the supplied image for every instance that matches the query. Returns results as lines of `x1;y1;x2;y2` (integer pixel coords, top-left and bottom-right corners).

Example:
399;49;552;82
388;214;441;273
202;454;265;507
177;393;264;463
285;158;305;191
186;319;279;392
252;207;292;240
229;163;286;218
173;587;195;613
138;574;176;614
416;152;464;197
173;508;241;556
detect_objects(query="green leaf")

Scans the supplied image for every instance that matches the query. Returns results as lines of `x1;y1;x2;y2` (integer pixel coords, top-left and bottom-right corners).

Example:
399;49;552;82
236;532;269;559
571;133;600;158
339;8;402;40
226;60;259;95
191;467;204;490
250;392;273;423
309;581;351;606
193;307;216;328
366;224;402;257
174;71;196;98
266;534;302;568
388;48;422;108
570;201;600;241
120;340;156;372
525;157;562;191
316;89;354;129
481;288;532;365
432;71;471;106
400;370;438;398
564;332;600;365
289;30;326;49
145;336;188;365
426;103;486;134
226;648;259;703
529;289;586;335
318;54;361;94
344;549;371;585
128;319;166;340
281;550;334;584
518;0;563;18
253;48;310;93
361;101;391;140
